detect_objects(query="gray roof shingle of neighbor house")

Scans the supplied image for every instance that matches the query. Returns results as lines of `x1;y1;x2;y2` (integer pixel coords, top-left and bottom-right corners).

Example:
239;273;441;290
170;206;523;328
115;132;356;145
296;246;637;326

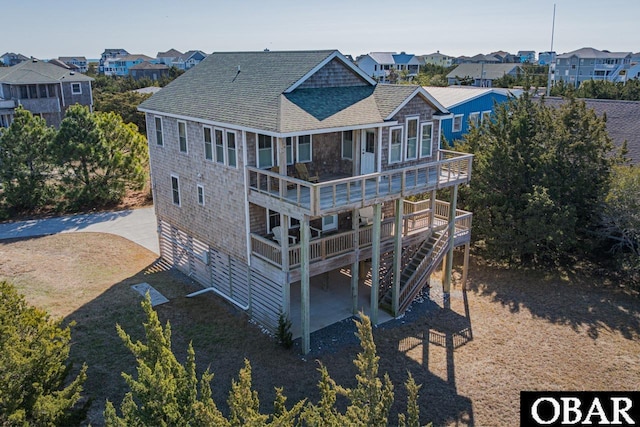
0;58;93;84
538;97;640;165
139;50;447;134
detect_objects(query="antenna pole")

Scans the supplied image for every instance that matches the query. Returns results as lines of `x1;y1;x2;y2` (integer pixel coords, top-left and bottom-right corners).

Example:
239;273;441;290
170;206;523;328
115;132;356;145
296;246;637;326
546;4;556;96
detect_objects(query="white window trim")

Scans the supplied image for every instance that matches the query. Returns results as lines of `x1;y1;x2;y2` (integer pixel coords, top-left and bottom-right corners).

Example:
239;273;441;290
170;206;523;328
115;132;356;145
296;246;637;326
481;110;492;124
296;134;312;163
469;112;480;127
452;114;464;133
214;128;225;164
71;82;82;95
171;174;181;206
405;116;419;161
419;121;434;158
285;137;294;166
388;126;403;164
203;125;213;161
257;134;274;169
197;184;205;206
341;130;353;160
322;214;338;232
178;120;188;153
226;130;237;168
155;116;163;146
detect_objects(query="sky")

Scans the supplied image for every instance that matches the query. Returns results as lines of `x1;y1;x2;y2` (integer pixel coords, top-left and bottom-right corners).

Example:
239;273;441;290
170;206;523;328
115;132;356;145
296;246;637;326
5;0;640;60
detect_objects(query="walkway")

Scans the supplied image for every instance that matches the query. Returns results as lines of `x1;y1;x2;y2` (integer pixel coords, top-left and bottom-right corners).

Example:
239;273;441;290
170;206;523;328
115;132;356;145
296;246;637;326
0;207;159;254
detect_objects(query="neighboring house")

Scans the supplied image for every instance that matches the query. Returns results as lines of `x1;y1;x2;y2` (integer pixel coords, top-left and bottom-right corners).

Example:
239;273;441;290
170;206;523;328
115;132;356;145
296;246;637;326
553;47;632;87
99;48;129;74
156;48;183;66
0;52;28;67
537;97;640;165
172;50;207;70
517;50;536;63
446;63;522;87
356;52;421;82
464;54;500;64
129;61;169;81
47;58;75;71
58;56;88;73
0;58;93;128
421;51;455;67
103;54;154;77
489;51;519;63
538;51;556;66
138;49;473;354
424;86;522;143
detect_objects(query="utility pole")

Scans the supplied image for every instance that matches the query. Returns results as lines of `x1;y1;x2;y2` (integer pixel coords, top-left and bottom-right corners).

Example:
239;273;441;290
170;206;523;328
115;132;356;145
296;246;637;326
545;4;556;96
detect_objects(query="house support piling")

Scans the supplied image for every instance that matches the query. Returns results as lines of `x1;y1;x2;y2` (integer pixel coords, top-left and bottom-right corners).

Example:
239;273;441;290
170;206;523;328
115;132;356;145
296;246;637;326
391;198;403;316
300;215;311;354
443;184;458;294
370;203;382;325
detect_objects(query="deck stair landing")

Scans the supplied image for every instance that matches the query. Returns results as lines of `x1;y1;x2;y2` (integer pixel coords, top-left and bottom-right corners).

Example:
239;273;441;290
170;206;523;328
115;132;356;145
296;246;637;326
380;229;450;314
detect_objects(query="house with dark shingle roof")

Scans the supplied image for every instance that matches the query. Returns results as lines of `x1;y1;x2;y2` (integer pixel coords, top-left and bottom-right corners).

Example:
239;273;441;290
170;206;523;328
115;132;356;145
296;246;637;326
58;56;88;73
446;63;523;87
537;97;640;165
139;49;473;354
172;50;207;70
129;61;169;81
0;58;93;128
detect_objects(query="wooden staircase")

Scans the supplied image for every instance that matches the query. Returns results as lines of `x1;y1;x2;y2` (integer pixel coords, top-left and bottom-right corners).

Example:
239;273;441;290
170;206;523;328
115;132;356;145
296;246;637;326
380;228;450;315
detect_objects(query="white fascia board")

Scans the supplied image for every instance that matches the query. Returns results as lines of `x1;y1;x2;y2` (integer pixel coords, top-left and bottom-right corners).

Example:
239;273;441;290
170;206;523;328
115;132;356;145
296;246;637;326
278;121;396;138
285;50;376;93
385;87;450;120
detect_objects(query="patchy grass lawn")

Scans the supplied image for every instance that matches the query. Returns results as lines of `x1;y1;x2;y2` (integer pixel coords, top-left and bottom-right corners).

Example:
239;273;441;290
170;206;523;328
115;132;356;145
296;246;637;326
0;233;639;426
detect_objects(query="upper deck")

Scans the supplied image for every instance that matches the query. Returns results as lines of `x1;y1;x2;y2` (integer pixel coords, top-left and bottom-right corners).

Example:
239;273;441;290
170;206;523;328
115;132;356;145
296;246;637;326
247;150;472;218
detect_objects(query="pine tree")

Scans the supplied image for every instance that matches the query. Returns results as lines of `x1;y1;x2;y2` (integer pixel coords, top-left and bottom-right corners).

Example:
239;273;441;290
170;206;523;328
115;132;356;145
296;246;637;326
0;106;56;212
0;281;87;425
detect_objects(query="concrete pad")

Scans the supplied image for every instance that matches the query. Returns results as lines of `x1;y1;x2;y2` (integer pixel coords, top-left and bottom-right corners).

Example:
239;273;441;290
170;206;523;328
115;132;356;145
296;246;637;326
131;282;169;306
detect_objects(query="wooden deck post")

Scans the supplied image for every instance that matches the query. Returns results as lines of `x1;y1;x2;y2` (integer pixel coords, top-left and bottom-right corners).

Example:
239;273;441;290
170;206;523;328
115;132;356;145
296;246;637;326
429;189;436;227
443;184;458;293
300;215;311;354
370;203;382;325
392;198;403;316
351;208;360;315
281;214;290;316
462;242;470;288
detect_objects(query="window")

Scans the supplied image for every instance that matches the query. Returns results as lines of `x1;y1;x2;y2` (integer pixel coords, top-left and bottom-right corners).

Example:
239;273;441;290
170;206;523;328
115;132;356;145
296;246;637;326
482;111;492;124
215;129;224;164
257;134;273;168
389;127;403;163
39;85;48;98
227;131;237;167
178;121;187;153
286;137;294;165
406;117;418;160
469;112;480;127
197;184;205;206
297;135;312;163
322;214;338;232
267;210;299;233
155;117;163;146
19;86;28;98
420;122;433;158
171;175;180;206
28;85;37;98
452;115;463;133
71;83;82;95
341;130;353;160
203;126;213;160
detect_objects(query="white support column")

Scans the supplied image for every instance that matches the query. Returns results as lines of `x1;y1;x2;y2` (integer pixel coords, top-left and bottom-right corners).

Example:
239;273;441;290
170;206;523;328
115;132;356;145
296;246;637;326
443;185;458;294
429;189;436;227
370;203;382;325
392;199;403;316
462;242;470;288
300;215;311;354
351;208;360;315
281;213;290;316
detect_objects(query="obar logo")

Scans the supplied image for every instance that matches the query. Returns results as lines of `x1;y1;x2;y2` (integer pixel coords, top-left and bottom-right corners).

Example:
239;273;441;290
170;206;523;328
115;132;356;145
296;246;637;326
521;392;640;426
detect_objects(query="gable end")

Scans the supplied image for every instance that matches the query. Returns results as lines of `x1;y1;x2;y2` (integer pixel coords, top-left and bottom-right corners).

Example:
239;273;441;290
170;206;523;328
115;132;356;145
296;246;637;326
297;57;371;89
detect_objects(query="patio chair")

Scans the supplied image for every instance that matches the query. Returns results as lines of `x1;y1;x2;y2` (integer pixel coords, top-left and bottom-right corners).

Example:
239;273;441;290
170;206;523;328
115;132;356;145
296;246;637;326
359;206;380;226
295;163;319;183
272;226;297;245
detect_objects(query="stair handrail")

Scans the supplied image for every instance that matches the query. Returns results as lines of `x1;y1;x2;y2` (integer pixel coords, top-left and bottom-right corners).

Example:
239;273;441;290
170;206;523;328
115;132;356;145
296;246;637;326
398;229;450;311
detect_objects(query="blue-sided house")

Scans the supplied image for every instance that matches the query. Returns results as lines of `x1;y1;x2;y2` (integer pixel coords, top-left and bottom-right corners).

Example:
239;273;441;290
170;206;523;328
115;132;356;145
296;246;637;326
423;86;522;144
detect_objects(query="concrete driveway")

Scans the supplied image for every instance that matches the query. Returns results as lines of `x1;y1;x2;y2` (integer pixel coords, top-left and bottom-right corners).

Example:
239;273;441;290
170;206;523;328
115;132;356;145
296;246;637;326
0;207;159;254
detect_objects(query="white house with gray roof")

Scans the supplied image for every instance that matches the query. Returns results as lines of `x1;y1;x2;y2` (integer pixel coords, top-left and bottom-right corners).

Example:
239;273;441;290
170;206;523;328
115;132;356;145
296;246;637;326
356;52;422;82
0;58;93;128
446;63;523;87
139;49;473;354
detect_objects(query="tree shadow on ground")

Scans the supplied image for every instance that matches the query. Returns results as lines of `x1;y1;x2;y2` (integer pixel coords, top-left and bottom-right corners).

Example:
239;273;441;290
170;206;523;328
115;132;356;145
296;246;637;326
464;256;640;340
64;257;475;426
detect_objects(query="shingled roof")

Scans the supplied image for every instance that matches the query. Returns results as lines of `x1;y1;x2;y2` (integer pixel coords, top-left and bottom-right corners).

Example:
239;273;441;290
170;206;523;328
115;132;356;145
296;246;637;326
0;58;93;84
539;97;640;165
139;50;449;134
